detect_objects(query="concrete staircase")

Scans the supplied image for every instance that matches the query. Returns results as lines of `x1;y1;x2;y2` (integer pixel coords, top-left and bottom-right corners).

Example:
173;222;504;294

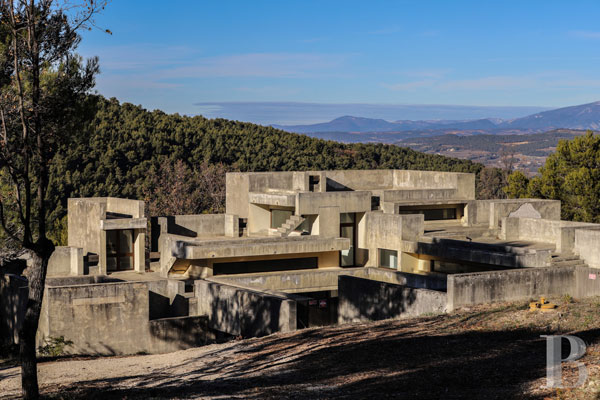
272;215;305;237
546;253;588;268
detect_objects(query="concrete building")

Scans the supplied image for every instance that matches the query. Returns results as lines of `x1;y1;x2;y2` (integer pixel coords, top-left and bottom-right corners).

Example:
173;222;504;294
2;169;600;356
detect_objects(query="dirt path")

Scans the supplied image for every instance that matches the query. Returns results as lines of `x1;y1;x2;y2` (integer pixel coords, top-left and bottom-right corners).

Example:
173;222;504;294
2;299;600;399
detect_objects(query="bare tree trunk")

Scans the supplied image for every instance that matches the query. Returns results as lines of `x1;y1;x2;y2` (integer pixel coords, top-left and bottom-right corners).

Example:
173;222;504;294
19;240;53;400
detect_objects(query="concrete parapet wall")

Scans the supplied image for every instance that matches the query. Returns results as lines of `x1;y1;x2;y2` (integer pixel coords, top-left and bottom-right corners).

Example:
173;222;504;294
502;217;598;253
489;199;560;229
338;275;447;324
574;229;600;269
0;274;27;346
195;279;296;337
296;191;372;215
447;266;577;311
382;188;458;202
393;170;475;200
47;246;83;277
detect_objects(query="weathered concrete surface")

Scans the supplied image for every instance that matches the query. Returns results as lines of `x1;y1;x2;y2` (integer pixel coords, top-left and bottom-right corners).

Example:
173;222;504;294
502;217;599;253
0;274;27;346
153;214;239;254
316;206;340;238
36;278;211;356
147;315;215;354
208;267;447;293
574;229;600;269
409;237;554;269
338;275;447;324
447;266;576;311
462;199;560;228
393;170;475;200
195;279;296;337
248;192;296;207
295;191;372;215
575;266;600;298
68;197;146;275
488;199;560;229
47;246;83;277
100;217;147;230
176;236;350;260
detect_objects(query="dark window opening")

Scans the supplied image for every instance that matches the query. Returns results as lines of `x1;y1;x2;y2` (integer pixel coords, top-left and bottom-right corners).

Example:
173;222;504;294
213;257;318;275
340;213;356;267
398;207;458;221
309;175;320;192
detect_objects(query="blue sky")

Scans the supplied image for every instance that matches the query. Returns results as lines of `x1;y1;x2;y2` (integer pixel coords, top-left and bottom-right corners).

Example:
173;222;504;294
78;0;600;123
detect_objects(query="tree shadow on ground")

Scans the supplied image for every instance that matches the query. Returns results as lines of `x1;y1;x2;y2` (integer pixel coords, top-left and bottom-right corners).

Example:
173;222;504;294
40;320;600;400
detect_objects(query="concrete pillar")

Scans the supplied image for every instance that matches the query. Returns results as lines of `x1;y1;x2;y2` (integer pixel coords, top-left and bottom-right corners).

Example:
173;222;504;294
99;230;107;275
224;214;239;237
70;247;84;276
317;206;340;238
134;229;145;273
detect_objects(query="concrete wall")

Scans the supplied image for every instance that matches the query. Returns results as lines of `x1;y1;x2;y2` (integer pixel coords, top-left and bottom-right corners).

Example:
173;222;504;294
37;279;213;355
325;169;395;191
574;229;600;269
363;212;424;267
393;170;475;200
68;198;106;269
47;246;83;277
153;214;239;254
502;217;599;253
208;266;446;293
338;275;447;324
575;266;600;298
488;199;560;229
0;274;27;346
295;191;372;215
447;266;577;311
195;279;296;337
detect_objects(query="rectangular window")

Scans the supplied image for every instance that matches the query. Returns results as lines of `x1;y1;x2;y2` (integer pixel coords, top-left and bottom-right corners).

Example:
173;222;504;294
379;248;398;269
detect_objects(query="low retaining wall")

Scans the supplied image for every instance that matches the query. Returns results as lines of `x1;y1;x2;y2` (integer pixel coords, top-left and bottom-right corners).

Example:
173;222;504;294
195;279;296;337
574;230;600;269
447;266;577;311
37;279;213;355
338;275;446;324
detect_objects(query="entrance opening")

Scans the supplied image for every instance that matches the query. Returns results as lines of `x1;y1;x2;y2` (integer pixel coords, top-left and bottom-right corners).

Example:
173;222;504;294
106;229;134;272
340;213;356;267
309;175;320;192
213;257;318;275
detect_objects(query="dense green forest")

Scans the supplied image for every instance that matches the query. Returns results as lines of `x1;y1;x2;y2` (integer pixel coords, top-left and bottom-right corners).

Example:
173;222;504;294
47;96;483;232
505;131;600;222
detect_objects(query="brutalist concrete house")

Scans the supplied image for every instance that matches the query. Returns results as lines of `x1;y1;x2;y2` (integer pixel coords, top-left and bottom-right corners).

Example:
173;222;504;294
2;169;600;356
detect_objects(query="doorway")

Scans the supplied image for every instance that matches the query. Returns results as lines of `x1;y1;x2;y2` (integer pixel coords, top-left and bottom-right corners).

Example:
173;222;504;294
106;229;134;272
340;213;356;267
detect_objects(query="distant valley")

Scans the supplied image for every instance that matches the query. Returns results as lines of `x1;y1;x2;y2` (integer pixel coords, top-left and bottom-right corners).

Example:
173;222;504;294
272;101;600;173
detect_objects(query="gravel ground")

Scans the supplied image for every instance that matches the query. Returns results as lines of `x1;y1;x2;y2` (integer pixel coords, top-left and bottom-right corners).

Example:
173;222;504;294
2;298;600;399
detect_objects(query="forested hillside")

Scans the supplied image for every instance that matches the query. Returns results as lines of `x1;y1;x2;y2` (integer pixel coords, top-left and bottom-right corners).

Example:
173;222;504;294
47;96;483;232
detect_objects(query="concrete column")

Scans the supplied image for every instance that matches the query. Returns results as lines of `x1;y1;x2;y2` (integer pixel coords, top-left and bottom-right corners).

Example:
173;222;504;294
224;214;239;237
317;206;340;238
134;229;145;273
99;230;107;275
70;247;84;276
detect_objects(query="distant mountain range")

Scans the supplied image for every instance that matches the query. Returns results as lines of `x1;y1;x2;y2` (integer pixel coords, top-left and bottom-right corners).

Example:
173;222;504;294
273;101;600;135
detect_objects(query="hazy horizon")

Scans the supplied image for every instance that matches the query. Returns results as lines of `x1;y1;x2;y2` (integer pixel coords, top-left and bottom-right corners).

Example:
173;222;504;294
193;101;552;126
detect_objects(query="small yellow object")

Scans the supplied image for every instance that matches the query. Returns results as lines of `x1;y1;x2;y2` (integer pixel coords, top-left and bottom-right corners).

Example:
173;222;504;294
529;296;557;311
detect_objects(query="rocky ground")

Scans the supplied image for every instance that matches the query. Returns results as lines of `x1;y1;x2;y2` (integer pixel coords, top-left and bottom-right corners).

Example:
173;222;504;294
2;296;600;399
